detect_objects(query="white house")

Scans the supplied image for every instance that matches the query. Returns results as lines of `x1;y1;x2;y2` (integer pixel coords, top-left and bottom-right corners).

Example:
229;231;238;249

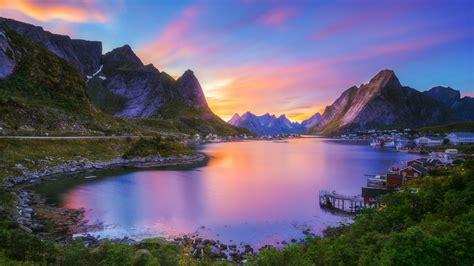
415;136;443;146
447;132;474;145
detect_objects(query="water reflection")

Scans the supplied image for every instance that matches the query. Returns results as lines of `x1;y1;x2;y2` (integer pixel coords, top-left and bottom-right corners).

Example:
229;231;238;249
37;138;420;247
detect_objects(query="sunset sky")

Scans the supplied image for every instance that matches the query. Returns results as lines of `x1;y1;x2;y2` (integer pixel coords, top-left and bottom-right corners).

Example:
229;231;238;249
1;0;473;122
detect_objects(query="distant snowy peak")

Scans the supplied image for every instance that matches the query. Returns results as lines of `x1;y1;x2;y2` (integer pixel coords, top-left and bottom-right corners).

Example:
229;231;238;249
228;113;242;125
228;112;304;135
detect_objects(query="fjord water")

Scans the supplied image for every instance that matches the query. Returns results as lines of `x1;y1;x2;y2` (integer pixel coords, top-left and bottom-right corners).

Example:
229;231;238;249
36;137;420;247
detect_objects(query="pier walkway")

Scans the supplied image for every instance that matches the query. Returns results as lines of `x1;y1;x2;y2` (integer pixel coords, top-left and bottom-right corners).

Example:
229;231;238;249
319;190;366;213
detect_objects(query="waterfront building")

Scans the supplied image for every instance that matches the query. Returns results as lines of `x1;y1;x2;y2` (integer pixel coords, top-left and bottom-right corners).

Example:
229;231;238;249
415;136;443;146
447;132;474;145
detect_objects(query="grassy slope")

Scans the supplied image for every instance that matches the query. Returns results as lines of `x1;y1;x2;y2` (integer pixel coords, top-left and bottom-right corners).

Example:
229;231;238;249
416;121;474;134
0;137;194;180
0;29;133;135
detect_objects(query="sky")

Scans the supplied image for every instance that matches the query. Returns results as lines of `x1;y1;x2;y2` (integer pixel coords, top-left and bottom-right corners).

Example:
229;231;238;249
0;0;473;122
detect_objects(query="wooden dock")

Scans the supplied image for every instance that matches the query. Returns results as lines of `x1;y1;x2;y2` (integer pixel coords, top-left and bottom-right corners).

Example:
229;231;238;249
319;190;366;213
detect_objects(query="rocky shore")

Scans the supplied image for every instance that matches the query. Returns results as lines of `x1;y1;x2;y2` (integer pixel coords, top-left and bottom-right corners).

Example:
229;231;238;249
2;153;207;188
3;153;208;246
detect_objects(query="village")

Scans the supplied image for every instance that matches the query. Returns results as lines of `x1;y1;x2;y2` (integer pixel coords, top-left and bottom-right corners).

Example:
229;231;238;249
192;133;301;144
321;130;474;213
341;129;474;149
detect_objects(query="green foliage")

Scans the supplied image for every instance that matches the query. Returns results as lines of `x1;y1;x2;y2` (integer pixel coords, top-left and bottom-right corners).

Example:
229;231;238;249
0;160;473;265
0;30;89;112
0;138;134;179
0;29;134;134
248;160;474;265
0;137;198;180
123;136;194;159
417;121;474;135
86;76;127;115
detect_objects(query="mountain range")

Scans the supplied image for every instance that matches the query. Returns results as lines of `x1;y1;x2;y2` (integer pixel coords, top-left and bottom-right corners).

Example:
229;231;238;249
228;112;321;135
234;70;473;136
424;86;474;121
309;70;472;135
0;17;246;135
1;17;472;137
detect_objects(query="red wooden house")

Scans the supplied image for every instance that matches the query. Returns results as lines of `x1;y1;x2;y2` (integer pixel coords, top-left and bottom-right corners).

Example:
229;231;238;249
386;173;404;188
400;164;427;179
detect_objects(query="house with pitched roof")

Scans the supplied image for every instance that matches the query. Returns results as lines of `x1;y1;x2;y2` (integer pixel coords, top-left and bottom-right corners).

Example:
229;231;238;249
447;132;474;145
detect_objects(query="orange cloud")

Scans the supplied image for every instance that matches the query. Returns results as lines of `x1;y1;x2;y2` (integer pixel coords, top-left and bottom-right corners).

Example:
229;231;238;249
0;0;109;23
203;27;470;122
202;59;350;122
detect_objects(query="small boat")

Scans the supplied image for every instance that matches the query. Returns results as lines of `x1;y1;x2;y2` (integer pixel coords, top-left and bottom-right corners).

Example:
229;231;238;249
384;141;396;148
370;140;381;146
84;175;97;179
272;140;288;143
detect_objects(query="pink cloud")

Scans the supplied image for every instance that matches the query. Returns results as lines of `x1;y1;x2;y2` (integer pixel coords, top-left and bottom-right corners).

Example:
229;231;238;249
137;5;211;69
258;7;297;27
312;2;412;41
330;28;472;64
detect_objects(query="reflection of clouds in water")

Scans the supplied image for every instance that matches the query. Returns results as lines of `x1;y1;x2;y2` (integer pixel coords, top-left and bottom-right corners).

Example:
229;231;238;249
58;138;420;247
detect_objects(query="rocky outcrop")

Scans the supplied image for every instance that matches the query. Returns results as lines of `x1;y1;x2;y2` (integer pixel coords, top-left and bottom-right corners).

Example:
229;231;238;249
0;29;15;78
310;70;460;135
89;45;213;118
176;70;210;110
424;86;474;121
424;86;461;106
0;17;102;76
93;45;167;117
228;112;304;135
452;97;474;120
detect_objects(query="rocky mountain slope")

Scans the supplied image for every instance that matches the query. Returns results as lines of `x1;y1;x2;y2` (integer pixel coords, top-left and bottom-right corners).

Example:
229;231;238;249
0;25;129;134
309;70;460;135
87;44;242;135
424;86;474;120
0;17;245;135
301;113;321;128
228;112;306;135
0;17;101;77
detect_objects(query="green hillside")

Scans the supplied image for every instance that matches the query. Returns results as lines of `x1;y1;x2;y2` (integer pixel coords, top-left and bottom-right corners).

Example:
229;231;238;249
416;121;474;134
0;29;131;135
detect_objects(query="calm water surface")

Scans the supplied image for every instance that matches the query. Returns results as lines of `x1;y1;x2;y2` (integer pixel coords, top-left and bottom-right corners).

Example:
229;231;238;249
36;137;420;247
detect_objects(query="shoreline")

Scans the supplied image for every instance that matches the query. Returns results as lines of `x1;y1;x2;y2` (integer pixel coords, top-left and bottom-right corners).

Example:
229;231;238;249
1;139;356;263
2;152;207;188
2;152;209;243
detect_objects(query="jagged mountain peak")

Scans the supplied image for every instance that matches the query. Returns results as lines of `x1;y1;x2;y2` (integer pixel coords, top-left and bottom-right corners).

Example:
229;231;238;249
228;112;304;135
368;69;400;89
230;113;241;119
0;17;102;77
310;69;460;135
103;44;144;69
425;86;461;105
182;69;195;77
177;69;199;83
424;86;473;120
176;69;209;110
228;113;242;125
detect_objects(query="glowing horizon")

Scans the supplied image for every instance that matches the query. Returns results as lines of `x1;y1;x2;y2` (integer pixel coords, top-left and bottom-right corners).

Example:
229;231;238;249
1;0;473;122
